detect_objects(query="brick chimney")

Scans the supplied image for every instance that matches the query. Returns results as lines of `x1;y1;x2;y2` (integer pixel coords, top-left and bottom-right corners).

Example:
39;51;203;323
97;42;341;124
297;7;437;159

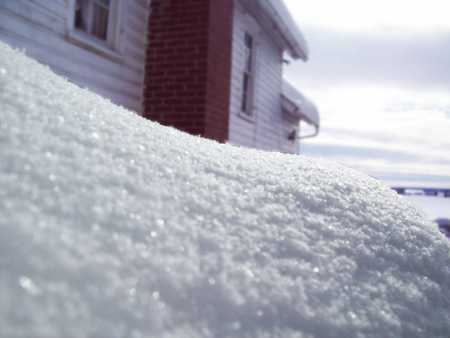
143;0;234;143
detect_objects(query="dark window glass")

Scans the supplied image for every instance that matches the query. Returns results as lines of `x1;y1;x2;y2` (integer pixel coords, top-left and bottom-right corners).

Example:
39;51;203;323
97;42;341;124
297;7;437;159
91;0;110;40
241;33;254;115
74;0;110;41
244;33;253;72
74;0;89;32
241;73;249;112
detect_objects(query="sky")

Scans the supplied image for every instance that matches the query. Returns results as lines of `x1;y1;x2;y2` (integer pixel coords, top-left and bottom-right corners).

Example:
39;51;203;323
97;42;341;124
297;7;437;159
284;0;450;188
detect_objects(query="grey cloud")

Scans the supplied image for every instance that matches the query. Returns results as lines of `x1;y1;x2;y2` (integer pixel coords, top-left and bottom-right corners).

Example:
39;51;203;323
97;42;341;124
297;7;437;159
285;25;450;188
286;27;450;92
302;143;450;166
368;172;450;186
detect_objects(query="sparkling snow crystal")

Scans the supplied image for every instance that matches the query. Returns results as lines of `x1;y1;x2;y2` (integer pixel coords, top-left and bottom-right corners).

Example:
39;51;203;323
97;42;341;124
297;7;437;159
1;42;450;338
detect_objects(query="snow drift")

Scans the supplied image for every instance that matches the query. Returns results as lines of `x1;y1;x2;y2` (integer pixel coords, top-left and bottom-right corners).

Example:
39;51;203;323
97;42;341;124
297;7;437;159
0;41;450;338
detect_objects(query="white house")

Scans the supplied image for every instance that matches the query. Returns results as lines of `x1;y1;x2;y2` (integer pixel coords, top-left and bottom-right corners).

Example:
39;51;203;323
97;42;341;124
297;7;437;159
227;0;319;153
0;0;319;154
0;0;150;113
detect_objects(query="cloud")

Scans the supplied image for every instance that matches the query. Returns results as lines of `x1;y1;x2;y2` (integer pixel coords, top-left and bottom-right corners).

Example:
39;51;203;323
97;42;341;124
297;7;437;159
301;118;450;188
282;2;450;188
304;143;450;166
296;86;450;188
286;29;450;92
285;0;450;33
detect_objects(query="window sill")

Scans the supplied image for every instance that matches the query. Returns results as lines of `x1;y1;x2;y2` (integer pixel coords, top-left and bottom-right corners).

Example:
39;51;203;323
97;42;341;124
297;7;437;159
237;110;256;123
66;30;123;63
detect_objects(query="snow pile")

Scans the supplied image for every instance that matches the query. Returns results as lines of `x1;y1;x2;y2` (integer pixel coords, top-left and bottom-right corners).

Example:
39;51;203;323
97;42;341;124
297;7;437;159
1;41;450;338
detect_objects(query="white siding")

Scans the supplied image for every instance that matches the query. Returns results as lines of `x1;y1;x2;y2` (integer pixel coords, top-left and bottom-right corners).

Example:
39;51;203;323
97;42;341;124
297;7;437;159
228;0;299;153
0;0;150;114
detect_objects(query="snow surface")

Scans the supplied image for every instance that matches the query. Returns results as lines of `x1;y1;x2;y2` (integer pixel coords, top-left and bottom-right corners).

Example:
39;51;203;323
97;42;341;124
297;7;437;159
1;41;450;338
403;196;450;221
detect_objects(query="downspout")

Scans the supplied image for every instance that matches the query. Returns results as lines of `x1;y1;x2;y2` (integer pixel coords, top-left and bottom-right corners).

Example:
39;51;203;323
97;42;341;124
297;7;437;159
298;124;319;139
292;105;319;139
295;115;320;154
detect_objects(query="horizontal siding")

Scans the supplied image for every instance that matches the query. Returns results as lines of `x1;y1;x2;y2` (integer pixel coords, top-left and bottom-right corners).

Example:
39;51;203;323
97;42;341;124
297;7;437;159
28;0;67;18
228;0;299;153
0;0;150;114
0;0;66;33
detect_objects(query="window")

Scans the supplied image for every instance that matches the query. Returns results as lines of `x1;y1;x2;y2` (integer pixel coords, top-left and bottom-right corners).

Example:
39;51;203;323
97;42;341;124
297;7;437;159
75;0;111;41
69;0;123;55
241;33;255;116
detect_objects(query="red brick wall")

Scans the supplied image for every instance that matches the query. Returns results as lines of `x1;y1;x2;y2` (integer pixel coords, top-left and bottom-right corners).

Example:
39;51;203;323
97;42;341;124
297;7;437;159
143;0;234;143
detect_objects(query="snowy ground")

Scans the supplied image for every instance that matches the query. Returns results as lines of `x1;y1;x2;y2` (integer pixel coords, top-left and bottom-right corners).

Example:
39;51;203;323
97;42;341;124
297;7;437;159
1;42;450;338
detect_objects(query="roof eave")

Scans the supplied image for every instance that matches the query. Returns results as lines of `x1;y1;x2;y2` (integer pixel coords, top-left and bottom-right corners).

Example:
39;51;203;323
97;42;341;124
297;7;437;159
260;0;309;61
281;94;319;128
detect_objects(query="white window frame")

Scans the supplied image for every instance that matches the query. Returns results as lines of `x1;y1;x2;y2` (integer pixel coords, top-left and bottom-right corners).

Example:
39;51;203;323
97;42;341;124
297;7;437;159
67;0;125;59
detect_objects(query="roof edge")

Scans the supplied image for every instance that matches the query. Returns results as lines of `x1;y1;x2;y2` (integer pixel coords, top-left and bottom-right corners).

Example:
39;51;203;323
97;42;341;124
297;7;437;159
281;80;320;127
259;0;309;61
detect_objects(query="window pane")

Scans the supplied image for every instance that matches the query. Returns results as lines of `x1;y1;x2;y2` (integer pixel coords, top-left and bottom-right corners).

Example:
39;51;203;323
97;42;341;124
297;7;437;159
241;73;249;113
245;33;253;49
91;2;109;40
96;0;110;7
74;0;89;32
244;33;253;72
241;33;254;115
245;48;252;72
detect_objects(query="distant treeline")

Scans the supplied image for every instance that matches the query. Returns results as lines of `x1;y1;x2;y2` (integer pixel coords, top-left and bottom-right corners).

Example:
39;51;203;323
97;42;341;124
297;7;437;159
392;187;450;197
